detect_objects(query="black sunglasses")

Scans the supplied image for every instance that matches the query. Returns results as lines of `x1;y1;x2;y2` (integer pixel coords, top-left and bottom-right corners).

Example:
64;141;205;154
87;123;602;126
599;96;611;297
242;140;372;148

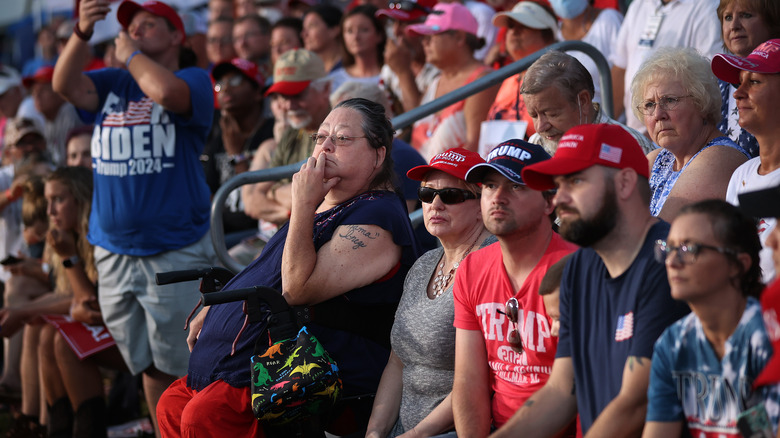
499;297;523;353
418;187;478;204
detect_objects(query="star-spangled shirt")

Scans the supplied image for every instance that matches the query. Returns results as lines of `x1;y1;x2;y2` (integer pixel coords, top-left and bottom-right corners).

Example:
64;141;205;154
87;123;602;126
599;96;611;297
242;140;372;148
647;299;780;437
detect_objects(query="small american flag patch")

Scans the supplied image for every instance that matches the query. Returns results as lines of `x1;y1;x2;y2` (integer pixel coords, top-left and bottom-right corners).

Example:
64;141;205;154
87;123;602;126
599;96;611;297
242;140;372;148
598;143;622;164
615;311;634;341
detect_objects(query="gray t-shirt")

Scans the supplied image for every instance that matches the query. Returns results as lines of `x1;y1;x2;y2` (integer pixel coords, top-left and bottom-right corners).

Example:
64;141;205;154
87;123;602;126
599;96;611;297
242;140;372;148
389;235;496;436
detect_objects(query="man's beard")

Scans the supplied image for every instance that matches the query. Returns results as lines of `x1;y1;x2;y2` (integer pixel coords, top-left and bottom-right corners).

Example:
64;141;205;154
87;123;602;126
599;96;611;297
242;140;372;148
538;135;559;155
557;182;618;247
287;111;312;130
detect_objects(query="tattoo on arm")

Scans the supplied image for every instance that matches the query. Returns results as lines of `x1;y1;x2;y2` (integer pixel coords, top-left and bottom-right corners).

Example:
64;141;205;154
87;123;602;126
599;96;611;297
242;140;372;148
338;225;379;250
627;356;645;372
523;399;534;408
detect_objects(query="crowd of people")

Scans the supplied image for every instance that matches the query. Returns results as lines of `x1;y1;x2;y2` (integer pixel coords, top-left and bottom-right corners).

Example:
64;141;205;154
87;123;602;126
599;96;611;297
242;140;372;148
0;0;778;437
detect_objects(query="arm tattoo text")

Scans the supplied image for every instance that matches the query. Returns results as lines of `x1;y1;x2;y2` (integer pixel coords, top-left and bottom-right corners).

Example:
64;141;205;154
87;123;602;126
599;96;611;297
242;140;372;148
338;225;379;250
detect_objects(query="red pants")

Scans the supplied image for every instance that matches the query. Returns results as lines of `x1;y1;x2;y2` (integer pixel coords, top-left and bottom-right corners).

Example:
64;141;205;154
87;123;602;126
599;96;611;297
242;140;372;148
157;377;262;438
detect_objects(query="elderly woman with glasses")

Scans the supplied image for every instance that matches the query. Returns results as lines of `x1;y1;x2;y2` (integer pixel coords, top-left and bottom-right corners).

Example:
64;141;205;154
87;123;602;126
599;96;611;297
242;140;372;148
366;148;495;438
157;98;421;437
643;200;780;437
631;47;749;222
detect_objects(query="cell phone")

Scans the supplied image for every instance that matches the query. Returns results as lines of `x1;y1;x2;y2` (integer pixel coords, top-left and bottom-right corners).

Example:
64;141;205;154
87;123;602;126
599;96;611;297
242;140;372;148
736;403;773;438
0;255;22;266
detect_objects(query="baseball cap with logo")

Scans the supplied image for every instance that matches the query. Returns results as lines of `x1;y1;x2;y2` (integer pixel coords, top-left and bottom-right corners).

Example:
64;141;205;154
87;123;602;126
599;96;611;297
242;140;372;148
212;58;265;88
117;0;186;44
521;124;649;191
406;3;477;36
465;139;551;184
377;0;438;23
0;65;21;96
492;1;557;31
712;39;780;85
407;147;485;181
5;118;44;147
22;66;54;88
265;49;326;97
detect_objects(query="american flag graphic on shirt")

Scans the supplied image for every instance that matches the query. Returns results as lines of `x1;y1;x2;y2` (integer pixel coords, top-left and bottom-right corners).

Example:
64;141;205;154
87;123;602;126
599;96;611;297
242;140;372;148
102;97;154;127
615;311;634;341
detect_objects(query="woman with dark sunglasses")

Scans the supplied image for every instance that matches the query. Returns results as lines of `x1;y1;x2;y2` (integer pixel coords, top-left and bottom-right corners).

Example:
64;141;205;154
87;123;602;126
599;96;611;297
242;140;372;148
366;147;495;438
643;200;780;438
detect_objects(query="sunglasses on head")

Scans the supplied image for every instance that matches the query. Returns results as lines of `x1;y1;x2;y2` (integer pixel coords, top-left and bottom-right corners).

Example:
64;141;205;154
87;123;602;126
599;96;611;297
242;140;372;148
418;187;477;204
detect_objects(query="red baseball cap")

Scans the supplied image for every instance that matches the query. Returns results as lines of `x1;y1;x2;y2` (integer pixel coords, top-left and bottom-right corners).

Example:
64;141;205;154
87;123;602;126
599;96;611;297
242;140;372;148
211;58;265;88
522;124;650;191
117;0;186;44
712;39;780;85
376;0;438;23
407;147;485;181
755;278;780;387
22;66;54;88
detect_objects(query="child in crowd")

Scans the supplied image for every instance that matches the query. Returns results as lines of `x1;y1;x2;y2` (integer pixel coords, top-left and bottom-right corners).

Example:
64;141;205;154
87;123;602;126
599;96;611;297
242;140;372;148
538;253;573;338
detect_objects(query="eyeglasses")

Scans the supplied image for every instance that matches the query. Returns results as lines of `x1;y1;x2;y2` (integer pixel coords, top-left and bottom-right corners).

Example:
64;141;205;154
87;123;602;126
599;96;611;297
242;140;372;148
214;75;244;92
417;187;478;204
636;95;693;116
654;239;736;265
504;297;523;353
309;133;368;146
388;1;435;13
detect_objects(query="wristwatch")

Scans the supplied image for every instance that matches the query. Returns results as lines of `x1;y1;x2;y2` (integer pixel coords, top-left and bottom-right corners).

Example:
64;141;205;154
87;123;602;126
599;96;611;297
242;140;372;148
229;153;253;166
62;255;80;268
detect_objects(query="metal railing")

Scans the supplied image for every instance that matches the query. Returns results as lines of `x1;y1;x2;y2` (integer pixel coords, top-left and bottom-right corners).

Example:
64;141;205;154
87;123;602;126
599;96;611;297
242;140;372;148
211;40;612;272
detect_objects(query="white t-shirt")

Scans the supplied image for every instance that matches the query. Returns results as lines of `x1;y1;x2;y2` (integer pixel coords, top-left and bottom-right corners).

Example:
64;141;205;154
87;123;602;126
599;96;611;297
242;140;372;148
610;0;721;133
558;8;623;105
726;157;780;283
465;0;498;61
328;68;382;96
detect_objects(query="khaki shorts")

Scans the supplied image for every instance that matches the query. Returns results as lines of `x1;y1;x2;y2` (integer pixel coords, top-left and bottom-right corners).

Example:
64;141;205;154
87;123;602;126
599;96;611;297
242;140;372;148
95;233;217;376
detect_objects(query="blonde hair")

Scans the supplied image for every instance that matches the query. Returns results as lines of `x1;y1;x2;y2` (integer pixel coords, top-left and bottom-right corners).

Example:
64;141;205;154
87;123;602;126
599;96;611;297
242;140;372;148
47;167;96;293
22;176;47;227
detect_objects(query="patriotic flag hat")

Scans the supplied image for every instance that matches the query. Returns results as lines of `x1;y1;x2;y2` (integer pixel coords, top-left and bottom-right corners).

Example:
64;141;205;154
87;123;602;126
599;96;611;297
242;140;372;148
522;124;650;191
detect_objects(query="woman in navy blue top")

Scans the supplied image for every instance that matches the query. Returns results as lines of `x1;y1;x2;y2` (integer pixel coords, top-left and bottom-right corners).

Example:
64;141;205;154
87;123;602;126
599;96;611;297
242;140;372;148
157;98;420;438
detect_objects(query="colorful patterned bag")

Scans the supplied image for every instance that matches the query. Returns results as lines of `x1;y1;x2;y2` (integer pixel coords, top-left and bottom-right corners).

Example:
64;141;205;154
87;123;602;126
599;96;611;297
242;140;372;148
250;326;342;425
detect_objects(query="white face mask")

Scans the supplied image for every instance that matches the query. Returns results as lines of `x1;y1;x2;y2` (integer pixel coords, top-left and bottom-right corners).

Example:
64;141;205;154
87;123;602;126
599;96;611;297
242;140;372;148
549;0;588;20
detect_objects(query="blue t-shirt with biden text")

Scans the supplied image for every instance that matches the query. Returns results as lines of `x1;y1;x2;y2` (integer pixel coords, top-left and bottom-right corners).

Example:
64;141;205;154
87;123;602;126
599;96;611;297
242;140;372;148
81;67;213;256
